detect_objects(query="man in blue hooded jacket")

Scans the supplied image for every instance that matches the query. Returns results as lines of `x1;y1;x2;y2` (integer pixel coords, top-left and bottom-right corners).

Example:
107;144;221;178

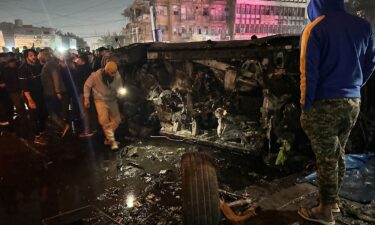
299;0;375;224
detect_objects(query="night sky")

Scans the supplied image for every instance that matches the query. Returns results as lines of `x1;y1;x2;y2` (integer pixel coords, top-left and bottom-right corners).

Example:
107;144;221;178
0;0;133;45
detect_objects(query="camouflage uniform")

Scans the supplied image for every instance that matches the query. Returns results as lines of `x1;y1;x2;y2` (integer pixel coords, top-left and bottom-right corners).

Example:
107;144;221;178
300;98;360;204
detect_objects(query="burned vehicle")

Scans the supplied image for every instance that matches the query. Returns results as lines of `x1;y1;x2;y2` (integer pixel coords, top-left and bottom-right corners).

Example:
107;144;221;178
113;34;375;165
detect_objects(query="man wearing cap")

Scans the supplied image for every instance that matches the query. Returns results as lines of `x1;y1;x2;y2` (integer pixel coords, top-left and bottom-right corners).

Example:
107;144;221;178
83;61;123;150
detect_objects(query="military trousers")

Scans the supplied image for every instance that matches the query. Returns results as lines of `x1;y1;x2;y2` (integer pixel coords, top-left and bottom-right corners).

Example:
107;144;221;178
300;98;360;204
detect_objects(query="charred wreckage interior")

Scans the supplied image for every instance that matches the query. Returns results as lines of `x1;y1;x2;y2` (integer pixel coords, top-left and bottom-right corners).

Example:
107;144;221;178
112;34;375;164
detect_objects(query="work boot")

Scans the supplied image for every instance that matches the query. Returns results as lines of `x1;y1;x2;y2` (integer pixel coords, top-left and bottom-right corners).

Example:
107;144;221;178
110;141;119;151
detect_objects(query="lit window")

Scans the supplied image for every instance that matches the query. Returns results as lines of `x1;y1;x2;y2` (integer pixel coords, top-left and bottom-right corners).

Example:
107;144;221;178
181;7;186;20
203;8;209;16
235;24;240;33
173;5;179;15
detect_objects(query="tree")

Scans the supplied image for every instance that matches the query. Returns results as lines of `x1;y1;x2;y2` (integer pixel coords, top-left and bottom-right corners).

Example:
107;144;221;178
95;34;125;49
97;35;115;47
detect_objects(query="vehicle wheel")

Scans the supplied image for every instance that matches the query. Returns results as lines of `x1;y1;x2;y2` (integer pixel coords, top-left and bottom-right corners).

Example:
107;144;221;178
181;152;220;225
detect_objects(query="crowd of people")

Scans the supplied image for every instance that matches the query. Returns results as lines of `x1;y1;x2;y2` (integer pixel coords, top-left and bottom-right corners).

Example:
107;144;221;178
0;46;123;150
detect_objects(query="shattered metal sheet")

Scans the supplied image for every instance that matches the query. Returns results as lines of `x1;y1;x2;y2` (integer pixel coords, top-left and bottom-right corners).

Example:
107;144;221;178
159;129;264;156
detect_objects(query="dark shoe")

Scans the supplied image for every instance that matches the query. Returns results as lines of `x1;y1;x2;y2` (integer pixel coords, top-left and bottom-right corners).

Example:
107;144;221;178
79;131;94;138
298;207;335;225
34;136;48;146
61;124;70;138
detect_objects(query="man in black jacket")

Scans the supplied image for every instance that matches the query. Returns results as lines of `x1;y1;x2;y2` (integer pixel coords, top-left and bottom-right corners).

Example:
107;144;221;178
0;53;13;128
2;58;27;133
74;55;95;137
18;49;48;145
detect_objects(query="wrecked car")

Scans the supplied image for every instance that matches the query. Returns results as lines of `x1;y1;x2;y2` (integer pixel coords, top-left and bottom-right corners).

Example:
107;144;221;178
113;34;375;165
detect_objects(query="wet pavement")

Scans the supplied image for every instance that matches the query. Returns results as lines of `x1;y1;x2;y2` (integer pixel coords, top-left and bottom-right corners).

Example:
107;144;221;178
0;131;373;225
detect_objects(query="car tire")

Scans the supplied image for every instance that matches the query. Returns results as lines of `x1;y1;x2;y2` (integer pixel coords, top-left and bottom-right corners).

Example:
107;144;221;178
181;152;220;225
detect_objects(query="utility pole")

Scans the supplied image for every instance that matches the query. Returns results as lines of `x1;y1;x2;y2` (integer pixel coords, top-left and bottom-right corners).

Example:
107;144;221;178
150;5;157;42
136;27;139;43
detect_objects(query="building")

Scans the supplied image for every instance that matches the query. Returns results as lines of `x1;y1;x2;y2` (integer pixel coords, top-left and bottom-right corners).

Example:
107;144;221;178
0;30;5;51
122;0;230;44
0;19;56;49
233;0;308;40
0;21;16;49
122;0;308;44
122;0;154;43
153;0;229;42
0;19;86;51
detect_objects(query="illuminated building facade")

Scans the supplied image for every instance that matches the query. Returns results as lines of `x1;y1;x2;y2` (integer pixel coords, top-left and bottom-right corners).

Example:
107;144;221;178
0;31;5;51
123;0;229;43
0;19;56;50
154;0;229;42
233;0;308;40
0;19;84;51
122;0;154;43
123;0;309;43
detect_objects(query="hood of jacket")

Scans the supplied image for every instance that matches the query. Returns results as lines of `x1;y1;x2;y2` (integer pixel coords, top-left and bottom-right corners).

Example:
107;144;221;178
308;0;345;21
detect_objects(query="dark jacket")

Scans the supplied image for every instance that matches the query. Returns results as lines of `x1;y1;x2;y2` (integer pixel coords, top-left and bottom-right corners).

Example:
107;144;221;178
300;0;375;110
60;64;77;96
76;64;92;94
40;60;66;97
18;62;43;95
2;66;21;93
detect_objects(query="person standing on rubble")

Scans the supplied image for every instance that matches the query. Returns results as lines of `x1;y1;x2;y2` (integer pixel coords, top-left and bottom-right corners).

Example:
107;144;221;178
83;61;123;150
298;0;375;224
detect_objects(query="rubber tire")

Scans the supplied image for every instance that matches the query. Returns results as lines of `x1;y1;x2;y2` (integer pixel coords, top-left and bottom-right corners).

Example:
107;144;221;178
181;152;220;225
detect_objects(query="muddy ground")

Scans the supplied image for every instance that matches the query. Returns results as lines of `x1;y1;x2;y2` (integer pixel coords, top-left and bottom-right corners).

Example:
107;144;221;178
0;130;373;225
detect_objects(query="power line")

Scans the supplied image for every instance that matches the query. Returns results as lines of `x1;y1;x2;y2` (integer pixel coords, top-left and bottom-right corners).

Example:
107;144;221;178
56;19;124;28
33;0;116;25
53;0;129;25
0;4;82;24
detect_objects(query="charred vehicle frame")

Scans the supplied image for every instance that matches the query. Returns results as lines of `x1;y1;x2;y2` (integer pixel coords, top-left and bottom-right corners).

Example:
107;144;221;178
113;34;374;164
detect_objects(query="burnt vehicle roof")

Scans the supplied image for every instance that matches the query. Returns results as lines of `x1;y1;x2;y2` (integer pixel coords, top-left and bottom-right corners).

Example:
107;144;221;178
115;34;301;63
